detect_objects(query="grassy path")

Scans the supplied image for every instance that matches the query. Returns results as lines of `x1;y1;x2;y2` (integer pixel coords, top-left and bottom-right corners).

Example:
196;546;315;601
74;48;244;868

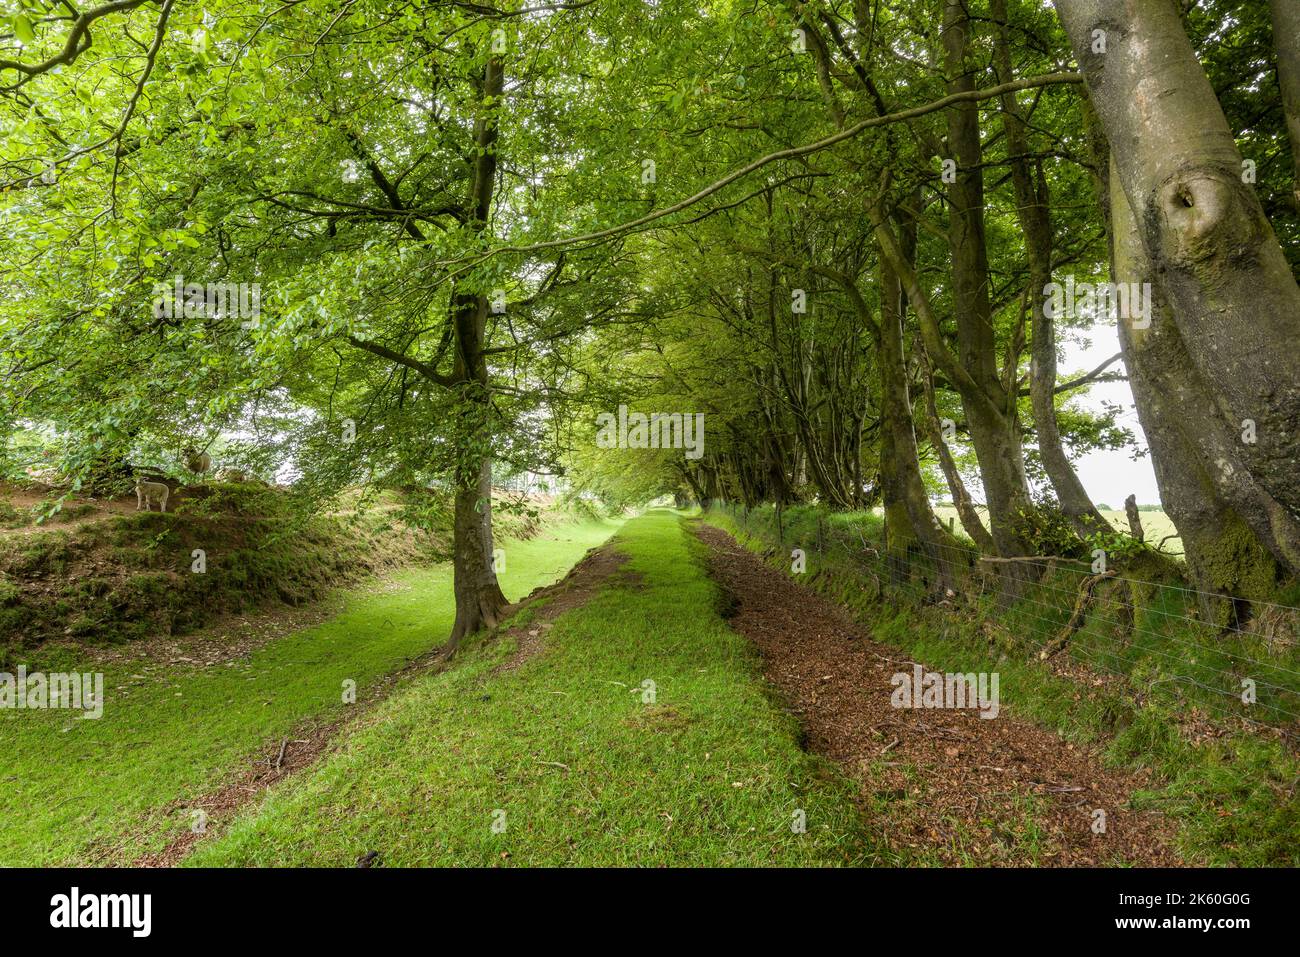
186;510;879;866
0;516;622;865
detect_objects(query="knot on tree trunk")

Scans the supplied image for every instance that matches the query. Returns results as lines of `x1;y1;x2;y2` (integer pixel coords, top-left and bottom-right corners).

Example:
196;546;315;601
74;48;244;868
1079;18;1126;75
1152;167;1262;270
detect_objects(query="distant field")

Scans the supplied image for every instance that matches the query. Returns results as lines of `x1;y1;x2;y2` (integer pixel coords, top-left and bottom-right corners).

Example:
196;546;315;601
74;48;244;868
930;505;1183;557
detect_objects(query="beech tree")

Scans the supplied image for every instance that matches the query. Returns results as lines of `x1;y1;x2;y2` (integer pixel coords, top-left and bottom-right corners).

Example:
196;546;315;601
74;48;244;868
4;0;1298;640
1056;0;1300;599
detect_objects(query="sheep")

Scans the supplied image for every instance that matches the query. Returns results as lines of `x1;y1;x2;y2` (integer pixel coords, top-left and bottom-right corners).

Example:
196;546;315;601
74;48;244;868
183;446;212;475
215;468;247;482
135;476;170;513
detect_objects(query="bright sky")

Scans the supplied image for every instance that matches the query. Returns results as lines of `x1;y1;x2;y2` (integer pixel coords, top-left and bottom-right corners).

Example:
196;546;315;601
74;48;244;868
1058;323;1162;508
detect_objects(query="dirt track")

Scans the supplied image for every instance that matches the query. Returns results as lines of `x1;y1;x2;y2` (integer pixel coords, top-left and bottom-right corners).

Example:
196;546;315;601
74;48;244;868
694;521;1183;867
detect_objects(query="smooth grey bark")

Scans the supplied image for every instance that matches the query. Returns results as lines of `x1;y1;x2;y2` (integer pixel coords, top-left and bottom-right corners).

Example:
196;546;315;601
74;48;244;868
1054;0;1300;526
1110;155;1300;605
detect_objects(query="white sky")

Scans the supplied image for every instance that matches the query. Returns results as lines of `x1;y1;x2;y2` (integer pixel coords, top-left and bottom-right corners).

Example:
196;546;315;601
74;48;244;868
1058;324;1161;508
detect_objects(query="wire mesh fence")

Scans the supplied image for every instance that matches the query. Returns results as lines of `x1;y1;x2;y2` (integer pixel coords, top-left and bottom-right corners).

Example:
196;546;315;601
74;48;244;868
714;502;1300;737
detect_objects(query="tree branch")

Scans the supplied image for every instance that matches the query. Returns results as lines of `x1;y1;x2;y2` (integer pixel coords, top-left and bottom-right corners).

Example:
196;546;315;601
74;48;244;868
346;335;459;388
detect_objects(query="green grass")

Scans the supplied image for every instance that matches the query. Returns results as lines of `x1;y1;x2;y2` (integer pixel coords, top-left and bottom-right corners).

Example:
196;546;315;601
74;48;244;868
186;510;882;867
711;505;1300;866
0;516;623;865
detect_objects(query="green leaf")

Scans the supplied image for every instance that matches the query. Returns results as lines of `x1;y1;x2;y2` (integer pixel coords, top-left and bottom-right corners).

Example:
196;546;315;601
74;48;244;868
12;14;35;45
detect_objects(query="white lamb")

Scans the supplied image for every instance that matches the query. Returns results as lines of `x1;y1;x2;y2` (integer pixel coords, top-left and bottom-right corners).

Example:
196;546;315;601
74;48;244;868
135;477;170;513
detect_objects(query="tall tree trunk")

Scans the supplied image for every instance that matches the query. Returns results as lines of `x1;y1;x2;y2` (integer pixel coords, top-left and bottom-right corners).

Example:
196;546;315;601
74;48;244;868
878;377;909;585
1082;100;1295;613
939;0;1037;558
1110;154;1298;611
1270;0;1300;209
1055;0;1300;531
918;357;997;555
450;454;509;644
445;53;509;651
991;0;1108;538
872;215;1027;556
879;248;962;590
